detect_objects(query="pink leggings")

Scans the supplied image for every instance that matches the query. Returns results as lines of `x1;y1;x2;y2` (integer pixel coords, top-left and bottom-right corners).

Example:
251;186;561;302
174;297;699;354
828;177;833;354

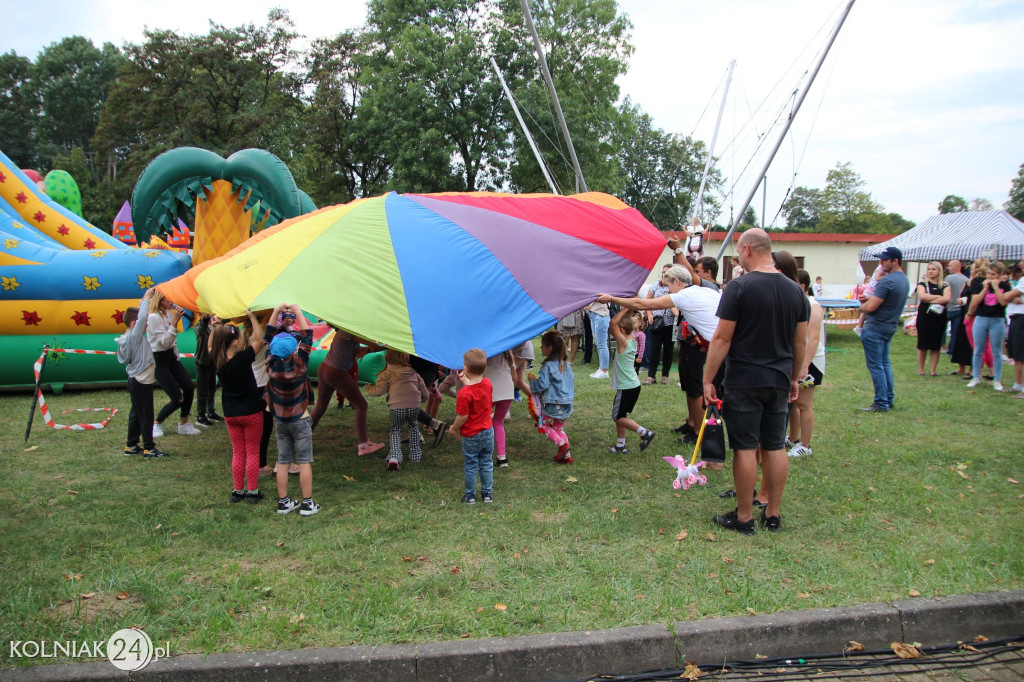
310;363;368;442
227;412;263;491
492;399;512;457
539;416;569;447
964;316;993;369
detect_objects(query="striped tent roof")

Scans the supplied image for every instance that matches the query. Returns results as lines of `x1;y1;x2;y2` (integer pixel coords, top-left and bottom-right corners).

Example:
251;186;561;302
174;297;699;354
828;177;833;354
859;210;1024;262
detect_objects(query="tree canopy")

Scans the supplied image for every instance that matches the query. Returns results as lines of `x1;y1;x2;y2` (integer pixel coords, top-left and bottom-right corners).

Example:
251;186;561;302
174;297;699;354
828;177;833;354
1005;163;1024;222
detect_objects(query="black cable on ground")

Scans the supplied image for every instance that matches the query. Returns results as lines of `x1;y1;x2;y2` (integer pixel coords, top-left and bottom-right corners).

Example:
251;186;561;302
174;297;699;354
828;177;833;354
553;635;1023;682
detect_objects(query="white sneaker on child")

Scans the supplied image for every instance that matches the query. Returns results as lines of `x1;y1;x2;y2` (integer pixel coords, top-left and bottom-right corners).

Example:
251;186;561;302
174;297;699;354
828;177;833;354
152;423;164;438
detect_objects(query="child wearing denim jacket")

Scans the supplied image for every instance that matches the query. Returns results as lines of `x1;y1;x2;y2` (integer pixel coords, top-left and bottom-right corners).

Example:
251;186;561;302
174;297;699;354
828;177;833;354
528;330;575;464
447;348;494;504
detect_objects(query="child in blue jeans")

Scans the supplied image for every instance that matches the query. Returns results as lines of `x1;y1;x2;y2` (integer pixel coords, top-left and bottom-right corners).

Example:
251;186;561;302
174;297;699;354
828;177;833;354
447;348;494;504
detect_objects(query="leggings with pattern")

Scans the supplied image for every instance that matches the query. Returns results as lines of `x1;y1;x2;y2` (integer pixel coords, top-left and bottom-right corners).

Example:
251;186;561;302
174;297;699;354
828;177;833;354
227;412;263;491
539;416;569;447
388;407;421;464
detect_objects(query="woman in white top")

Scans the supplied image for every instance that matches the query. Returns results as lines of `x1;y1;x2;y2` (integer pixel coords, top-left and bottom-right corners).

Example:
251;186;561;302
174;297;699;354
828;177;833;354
147;291;200;437
788;270;825;458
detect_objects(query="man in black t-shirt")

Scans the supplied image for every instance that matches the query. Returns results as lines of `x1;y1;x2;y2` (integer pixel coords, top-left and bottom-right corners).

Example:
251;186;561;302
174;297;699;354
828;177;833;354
703;229;808;535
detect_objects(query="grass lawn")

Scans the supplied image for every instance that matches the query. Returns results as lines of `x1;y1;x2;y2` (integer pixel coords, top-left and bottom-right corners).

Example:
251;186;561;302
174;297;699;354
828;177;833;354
1;329;1021;668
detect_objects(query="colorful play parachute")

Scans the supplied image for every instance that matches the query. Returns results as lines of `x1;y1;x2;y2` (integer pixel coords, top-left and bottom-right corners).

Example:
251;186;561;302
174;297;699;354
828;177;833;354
157;191;666;368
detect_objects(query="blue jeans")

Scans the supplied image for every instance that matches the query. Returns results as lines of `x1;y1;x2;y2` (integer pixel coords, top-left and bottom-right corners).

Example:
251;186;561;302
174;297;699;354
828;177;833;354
588;311;610;369
861;327;895;410
462;427;494;497
972;316;1006;382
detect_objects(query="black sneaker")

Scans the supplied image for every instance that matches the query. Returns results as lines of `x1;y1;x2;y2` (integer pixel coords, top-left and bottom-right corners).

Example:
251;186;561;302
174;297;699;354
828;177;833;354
196;416;214;427
713;509;755;536
460;493;476;505
143;448;169;458
432;421;448;448
277;497;300;515
246;491;264;504
639;430;656;451
677;432;698;445
858;404;888;413
124;445;144;456
759;511;781;532
299;499;321;516
207;412;225;422
672;422;694;435
609;444;629;454
482;493;493;503
230;490;245;503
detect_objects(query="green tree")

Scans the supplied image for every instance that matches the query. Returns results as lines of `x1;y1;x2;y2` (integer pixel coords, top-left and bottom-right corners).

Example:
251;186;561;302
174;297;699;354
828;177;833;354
781;185;822;231
1002;164;1024;220
0;51;39;167
360;0;513;192
969;197;993;212
297;30;389;205
818;162;887;233
938;194;968;214
614;98;719;229
500;0;634;194
741;205;759;229
886;212;914;233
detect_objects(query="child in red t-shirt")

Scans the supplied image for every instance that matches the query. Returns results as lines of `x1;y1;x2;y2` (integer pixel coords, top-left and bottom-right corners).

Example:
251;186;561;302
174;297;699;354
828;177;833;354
447;348;494;504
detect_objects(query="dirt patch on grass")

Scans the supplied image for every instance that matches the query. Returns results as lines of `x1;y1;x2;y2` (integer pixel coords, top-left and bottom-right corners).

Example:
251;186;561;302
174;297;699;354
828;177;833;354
48;592;135;623
531;512;568;524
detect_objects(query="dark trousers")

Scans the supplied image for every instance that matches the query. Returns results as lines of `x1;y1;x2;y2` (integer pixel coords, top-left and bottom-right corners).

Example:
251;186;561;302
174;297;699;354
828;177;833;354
947;311;962;358
195;363;216;417
583;312;594;363
647;324;675;378
126;378;155;450
154;349;194;423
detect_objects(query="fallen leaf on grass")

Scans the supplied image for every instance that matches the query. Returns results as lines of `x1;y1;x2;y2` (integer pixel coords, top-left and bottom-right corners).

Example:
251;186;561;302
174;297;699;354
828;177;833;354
513;553;521;559
611;508;619;514
746;608;756;615
67;490;79;495
797;593;811;599
908;589;921;597
640;474;651;479
155;524;162;530
460;633;470;639
24;445;38;452
705;533;717;542
476;607;485;613
681;661;703;680
52;474;62;479
289;613;305;624
1009;478;1019;484
722;556;734;563
675;530;688;541
342;475;356;482
923;559;936;565
956;470;970;480
170;532;180;537
494;603;507;611
450;566;461;575
80;592;95;599
709;573;717;578
891;642;922;659
402;556;414;562
973;635;989;643
565;476;578;483
277;542;285;548
845;641;865;652
116;591;130;600
959;644;980;652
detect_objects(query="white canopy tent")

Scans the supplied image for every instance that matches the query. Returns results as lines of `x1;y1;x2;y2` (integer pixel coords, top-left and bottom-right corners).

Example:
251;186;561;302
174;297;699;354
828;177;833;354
858;210;1024;262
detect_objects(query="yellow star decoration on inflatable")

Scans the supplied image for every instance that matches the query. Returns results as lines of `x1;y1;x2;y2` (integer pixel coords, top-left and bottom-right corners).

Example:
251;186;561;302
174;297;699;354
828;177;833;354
1;276;20;291
137;274;155;289
83;275;101;291
9;222;23;230
144;251;160;258
91;251;106;258
4;238;19;250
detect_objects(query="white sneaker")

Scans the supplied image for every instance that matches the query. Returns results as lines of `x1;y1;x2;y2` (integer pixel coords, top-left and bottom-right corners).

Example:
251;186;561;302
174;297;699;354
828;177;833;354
966;378;980;388
788;443;810;458
784;437;796;450
589;369;609;379
1011;383;1024;392
177;422;202;435
152;423;164;438
993;381;1003;392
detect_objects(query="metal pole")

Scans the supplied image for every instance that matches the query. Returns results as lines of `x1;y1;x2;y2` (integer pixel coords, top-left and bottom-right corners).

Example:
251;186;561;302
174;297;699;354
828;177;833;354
520;0;588;193
25;345;48;441
490;57;559;194
717;0;856;259
693;59;734;225
762;175;767;228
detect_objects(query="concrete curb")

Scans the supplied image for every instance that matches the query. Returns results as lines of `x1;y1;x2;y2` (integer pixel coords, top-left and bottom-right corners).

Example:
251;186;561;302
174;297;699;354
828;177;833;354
5;591;1022;682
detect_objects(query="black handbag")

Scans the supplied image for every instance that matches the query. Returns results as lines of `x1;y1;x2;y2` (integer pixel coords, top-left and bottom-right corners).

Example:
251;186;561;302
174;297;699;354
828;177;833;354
700;401;726;463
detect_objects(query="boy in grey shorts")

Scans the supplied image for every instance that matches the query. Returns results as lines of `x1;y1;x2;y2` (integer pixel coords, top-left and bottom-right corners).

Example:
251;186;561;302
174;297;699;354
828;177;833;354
263;303;319;516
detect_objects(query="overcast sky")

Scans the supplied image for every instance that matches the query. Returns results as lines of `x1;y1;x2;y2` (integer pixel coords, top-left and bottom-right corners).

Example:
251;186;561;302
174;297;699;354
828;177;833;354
4;0;1022;226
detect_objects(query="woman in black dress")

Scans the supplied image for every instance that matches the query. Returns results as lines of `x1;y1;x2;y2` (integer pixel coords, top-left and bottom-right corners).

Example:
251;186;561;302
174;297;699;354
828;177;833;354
916;261;950;375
